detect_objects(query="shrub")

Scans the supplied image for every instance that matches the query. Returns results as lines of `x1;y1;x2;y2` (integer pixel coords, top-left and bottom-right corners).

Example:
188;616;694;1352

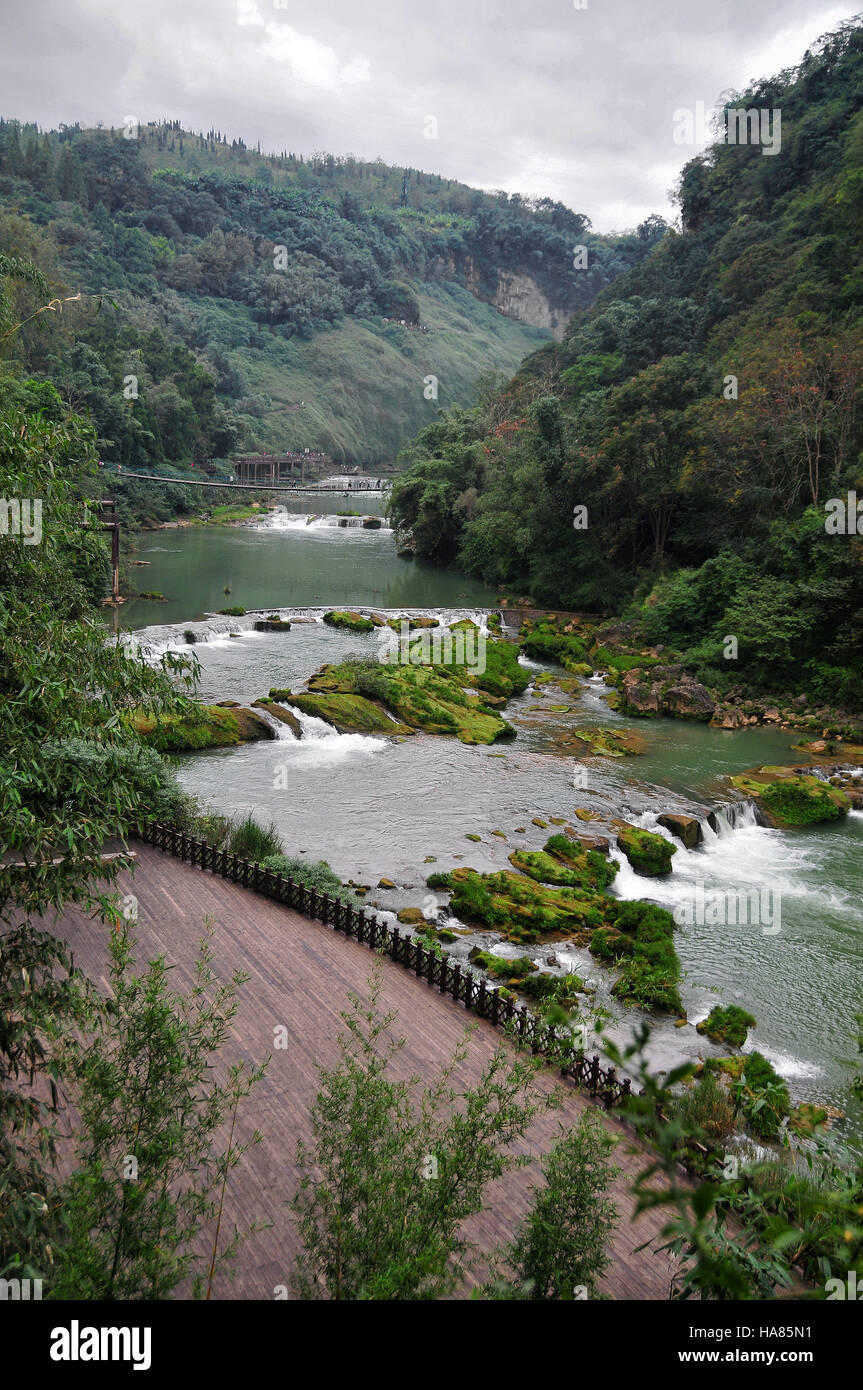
696;1004;757;1048
735;1052;791;1139
260;854;363;907
496;1111;619;1299
677;1070;737;1146
226;813;283;861
41;737;188;826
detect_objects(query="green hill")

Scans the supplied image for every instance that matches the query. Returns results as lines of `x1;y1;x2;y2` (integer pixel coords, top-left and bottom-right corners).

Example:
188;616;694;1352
0;120;662;466
388;17;863;709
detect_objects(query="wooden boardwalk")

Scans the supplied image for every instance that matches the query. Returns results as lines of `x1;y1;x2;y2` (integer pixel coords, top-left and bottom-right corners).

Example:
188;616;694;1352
44;844;679;1300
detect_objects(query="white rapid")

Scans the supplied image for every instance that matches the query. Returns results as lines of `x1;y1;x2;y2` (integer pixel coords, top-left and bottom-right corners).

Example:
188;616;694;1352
255;510;393;534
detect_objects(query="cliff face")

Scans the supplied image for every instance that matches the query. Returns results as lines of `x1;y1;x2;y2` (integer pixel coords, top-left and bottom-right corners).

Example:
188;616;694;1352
491;272;568;341
455;256;569;340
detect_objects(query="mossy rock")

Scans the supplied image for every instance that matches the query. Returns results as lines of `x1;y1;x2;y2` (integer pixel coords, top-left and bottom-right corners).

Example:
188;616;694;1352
252;699;303;738
323;610;376;633
508;844;618;892
730;768;850;826
465;833;481;842
269;687;292;700
288;691;413;735
471;950;537;982
397;907;431;926
518;617;590;671
788;1102;830;1137
128;703;273;752
309;656;515;745
695;1004;756;1048
704;1051;791;1139
590;900;682;1015
427;866;609;941
568;726;645;758
612;821;676;876
386;614;440;631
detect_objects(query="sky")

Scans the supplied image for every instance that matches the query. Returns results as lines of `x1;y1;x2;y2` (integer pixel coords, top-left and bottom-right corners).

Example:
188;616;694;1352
1;0;860;230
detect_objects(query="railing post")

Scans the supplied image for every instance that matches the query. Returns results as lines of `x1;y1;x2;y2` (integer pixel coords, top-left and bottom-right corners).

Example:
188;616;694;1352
589;1054;600;1095
391;926;400;961
604;1066;617;1111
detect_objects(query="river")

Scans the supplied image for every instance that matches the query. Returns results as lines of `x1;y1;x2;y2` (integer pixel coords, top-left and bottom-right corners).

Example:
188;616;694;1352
120;497;863;1154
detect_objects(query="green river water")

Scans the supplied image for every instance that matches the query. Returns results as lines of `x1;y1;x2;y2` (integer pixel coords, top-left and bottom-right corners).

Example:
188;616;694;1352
121;495;863;1155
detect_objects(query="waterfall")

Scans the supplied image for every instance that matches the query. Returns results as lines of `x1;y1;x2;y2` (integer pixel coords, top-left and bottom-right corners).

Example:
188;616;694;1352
255;511;392;533
249;705;300;741
703;799;761;837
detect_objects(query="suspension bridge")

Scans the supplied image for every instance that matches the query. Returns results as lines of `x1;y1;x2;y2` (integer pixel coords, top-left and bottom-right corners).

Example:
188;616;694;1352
98;466;391;495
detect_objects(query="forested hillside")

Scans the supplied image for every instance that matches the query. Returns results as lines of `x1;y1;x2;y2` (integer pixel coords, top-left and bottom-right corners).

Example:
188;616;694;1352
389;18;863;709
0;120;661;464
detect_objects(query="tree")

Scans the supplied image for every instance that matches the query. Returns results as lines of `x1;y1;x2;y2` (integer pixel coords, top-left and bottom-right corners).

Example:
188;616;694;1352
495;1112;620;1299
52;922;266;1300
290;969;553;1299
0;256;199;1276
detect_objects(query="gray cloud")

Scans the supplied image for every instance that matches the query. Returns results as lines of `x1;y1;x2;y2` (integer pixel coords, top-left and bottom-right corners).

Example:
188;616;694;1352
1;0;859;229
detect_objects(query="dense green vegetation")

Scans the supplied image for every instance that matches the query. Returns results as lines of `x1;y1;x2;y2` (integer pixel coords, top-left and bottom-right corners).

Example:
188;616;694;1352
696;1004;757;1048
0;118;658;476
389;21;863;709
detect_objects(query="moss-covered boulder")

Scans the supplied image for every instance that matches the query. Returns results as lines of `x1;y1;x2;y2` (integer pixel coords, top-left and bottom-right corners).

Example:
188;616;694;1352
612;822;677;876
518;615;591;672
788;1103;830;1137
589;900;682;1014
129;703;274;752
254;618;291;632
386;614;439;631
509;835;618;892
620;666;715;721
305;656;515;745
426;867;606;941
730;768;850;826
469;950;537;982
706;1052;791;1139
657;813;702;849
287;691;413;735
397;907;432;926
323;610;377;633
696;1004;756;1048
252;699;303;738
567;726;645;758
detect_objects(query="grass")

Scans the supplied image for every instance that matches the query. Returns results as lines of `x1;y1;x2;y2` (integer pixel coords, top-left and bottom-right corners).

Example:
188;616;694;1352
696;1004;757;1048
226;813;284;861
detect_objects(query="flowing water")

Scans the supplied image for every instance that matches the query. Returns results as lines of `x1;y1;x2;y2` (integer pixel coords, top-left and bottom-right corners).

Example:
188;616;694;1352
118;493;497;629
118;507;863;1152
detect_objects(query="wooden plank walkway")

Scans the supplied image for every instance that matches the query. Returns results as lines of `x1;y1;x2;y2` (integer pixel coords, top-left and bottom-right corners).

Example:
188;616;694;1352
43;844;678;1300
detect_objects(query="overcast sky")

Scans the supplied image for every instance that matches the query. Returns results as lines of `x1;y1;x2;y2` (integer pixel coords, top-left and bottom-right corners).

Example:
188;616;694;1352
2;0;860;230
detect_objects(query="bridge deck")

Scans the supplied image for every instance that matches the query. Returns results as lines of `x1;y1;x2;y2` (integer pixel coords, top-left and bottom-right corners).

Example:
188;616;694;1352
45;844;678;1300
